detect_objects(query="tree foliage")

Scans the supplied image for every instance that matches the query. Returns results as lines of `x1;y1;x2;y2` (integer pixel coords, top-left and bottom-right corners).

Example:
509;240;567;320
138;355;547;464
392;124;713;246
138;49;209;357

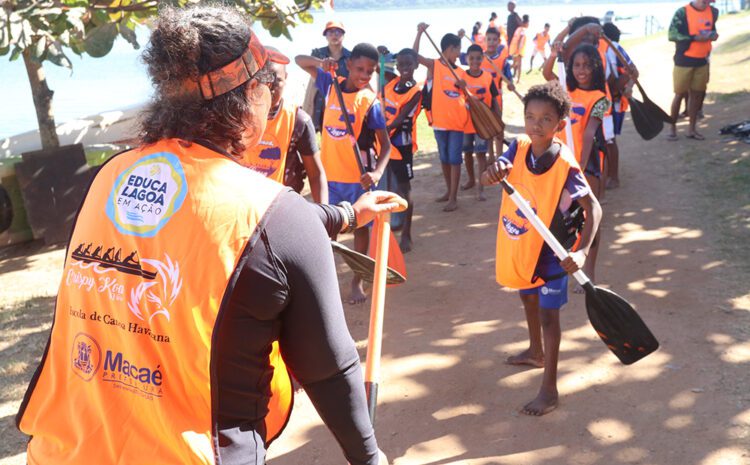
0;0;320;69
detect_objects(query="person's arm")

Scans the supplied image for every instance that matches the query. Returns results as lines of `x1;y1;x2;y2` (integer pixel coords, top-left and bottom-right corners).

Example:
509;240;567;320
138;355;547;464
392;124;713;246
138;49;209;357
562;23;602;62
668;8;691;42
560;191;601;273
413;23;435;73
294;109;328;204
386;90;422;133
542;43;560;81
481;139;517;185
295;55;339;81
360;101;391;189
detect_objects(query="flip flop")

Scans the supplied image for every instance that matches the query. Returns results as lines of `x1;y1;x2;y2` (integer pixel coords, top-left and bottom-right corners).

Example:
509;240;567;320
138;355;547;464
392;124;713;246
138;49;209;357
686;133;706;141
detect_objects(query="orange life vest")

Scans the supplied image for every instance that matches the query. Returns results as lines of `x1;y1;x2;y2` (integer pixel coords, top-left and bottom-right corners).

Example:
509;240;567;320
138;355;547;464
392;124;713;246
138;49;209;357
17;139;292;465
383;78;423;157
534;31;549;51
509;27;526;56
496;135;580;289
596;40;614;117
557;87;606;164
431;59;468;132
462;70;494;134
321;77;378;183
482;46;510;109
684;3;714;59
241;100;296;183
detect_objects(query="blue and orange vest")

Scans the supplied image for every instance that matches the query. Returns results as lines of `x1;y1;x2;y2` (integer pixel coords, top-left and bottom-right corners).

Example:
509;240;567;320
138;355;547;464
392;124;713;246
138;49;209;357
558;87;606;164
382;78;423;158
241;100;297;183
321;77;378;183
684;3;715;59
16;139;292;465
496;135;581;289
462;70;494;135
431;59;468;132
482;46;510;109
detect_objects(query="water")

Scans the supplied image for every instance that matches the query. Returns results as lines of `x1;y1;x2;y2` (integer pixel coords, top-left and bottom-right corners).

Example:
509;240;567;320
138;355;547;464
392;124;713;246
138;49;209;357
0;1;700;139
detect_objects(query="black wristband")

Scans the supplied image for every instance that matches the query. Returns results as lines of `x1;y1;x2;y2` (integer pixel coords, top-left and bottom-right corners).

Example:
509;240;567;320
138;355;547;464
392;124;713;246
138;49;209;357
338;201;357;233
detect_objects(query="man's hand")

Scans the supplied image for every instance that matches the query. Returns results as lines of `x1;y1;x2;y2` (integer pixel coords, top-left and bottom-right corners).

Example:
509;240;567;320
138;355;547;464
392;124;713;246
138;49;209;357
481;160;512;185
560;250;586;274
322;57;338;73
351;191;407;228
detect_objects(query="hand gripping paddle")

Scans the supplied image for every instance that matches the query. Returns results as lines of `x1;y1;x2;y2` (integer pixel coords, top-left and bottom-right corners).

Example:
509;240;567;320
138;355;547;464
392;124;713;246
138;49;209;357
500;178;659;365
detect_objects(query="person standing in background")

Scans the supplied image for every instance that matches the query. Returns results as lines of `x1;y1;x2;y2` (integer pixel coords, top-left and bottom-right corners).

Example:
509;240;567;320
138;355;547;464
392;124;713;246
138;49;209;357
309;21;352;133
506;1;522;52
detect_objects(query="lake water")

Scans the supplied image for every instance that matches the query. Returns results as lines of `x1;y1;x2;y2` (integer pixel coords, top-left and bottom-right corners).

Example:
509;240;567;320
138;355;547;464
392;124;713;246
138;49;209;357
0;0;730;139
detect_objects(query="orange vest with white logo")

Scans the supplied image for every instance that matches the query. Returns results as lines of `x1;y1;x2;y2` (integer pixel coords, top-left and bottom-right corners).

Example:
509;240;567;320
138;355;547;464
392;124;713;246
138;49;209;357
241;101;296;183
322;77;377;183
17;139;292;465
463;70;494;134
558;87;606;164
482;46;510;109
431;60;468;132
496;136;579;289
534;31;549;51
383;78;422;158
685;3;714;59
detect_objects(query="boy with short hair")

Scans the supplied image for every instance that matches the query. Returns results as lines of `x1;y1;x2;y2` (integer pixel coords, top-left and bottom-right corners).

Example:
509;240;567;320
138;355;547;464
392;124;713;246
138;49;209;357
460;44;501;201
482;26;514;165
296;43;392;304
529;23;551;72
413;23;468;212
482;81;602;416
382;48;423;251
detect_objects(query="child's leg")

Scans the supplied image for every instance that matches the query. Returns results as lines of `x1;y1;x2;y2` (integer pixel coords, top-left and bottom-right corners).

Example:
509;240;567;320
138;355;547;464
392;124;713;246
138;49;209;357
349;226;369;304
475;151;488;201
522;307;561;416
434;129;451;202
399;180;413;252
444;131;463;212
507;291;544;367
606;138;620;189
462;151;475;190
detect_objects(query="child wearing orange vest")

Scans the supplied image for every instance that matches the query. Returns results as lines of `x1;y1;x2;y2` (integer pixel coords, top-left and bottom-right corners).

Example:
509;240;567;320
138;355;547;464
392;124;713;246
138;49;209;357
481;81;602;416
382;49;423;252
509;14;529;84
414;23;469;212
528;23;551;72
296;43;392;304
459;44;501;201
482;26;514;166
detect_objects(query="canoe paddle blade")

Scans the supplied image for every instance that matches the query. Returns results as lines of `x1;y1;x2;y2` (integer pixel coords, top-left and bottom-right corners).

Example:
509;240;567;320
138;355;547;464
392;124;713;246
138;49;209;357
583;284;659;365
332;241;406;285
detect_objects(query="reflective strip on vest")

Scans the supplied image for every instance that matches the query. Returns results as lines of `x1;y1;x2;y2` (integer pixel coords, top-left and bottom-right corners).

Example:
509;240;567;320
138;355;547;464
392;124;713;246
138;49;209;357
557;87;607;164
17;139;290;465
462;70;494;135
685;4;714;59
321;77;376;183
431;60;469;131
496;135;579;289
241;101;297;183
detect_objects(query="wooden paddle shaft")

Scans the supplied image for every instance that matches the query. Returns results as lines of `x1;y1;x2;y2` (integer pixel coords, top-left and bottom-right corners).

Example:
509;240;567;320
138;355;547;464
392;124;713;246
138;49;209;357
500;179;589;286
556;55;576;156
364;213;391;424
331;74;367;175
481;52;524;102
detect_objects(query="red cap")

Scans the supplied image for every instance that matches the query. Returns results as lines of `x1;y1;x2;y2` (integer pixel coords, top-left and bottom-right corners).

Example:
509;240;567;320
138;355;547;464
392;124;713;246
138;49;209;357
323;20;346;35
264;46;290;65
184;31;289;100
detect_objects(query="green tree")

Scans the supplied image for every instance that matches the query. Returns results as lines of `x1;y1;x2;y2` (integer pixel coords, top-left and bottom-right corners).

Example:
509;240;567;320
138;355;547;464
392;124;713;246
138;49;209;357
0;0;319;149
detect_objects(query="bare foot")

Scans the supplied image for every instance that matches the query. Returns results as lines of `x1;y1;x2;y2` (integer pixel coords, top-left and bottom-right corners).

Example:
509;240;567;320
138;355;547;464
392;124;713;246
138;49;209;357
348;279;367;304
605;179;620;190
435;193;449;203
461;180;475;190
521;389;558;416
400;235;412;253
443;201;458;212
506;349;544;368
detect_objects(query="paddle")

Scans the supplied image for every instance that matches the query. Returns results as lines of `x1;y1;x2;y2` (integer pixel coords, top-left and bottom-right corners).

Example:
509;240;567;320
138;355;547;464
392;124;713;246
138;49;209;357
600;35;674;140
499;177;659;365
331;240;406;285
422;30;504;141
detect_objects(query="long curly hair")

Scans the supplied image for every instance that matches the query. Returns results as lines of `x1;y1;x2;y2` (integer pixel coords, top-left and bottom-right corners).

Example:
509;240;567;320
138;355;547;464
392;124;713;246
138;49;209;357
139;5;268;157
565;44;606;93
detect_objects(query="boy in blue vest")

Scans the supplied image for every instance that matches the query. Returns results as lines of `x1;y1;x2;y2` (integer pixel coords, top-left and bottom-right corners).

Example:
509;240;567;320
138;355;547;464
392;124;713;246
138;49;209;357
482;81;602;416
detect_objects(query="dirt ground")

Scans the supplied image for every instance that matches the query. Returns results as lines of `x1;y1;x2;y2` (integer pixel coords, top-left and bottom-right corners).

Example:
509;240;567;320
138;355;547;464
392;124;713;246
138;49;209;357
2;12;749;465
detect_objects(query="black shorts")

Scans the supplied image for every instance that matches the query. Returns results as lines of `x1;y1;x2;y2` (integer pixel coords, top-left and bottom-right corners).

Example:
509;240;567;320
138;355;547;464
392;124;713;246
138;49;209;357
389;145;414;183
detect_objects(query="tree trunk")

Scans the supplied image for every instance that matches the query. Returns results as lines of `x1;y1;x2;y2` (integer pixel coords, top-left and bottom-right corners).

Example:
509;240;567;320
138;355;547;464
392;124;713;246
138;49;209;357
22;49;60;149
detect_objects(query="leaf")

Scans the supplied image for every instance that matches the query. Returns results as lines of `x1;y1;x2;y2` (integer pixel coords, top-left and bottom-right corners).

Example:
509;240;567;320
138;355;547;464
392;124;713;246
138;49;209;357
269;20;283;37
65;8;87;34
10;46;22;61
46;41;72;68
84;22;117;58
118;23;139;49
91;9;110;27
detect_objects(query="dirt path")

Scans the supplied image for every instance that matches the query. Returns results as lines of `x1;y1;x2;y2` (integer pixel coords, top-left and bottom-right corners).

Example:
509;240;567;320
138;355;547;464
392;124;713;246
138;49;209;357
2;13;749;465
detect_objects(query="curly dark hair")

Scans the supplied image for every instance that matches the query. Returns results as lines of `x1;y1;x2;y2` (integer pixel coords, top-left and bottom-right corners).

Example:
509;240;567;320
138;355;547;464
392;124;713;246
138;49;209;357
523;81;571;119
566;44;606;93
139;5;272;157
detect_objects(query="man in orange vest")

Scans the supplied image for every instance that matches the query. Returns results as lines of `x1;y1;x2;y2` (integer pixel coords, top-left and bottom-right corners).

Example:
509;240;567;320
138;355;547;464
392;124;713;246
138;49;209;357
15;6;393;465
667;0;718;141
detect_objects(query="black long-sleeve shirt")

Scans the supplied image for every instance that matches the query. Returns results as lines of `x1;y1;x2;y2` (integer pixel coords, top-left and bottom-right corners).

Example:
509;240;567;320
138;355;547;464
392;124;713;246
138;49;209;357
215;189;378;465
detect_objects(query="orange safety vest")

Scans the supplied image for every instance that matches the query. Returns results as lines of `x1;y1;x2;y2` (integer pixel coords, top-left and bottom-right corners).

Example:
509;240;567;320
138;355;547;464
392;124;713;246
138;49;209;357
596;41;614;116
684;3;714;59
482;46;510;109
557;87;606;164
509;27;526;56
431;59;468;132
474;32;487;50
321;77;377;183
17;139;292;465
462;70;494;135
383;78;423;157
241;100;297;183
534;31;549;51
496;135;580;289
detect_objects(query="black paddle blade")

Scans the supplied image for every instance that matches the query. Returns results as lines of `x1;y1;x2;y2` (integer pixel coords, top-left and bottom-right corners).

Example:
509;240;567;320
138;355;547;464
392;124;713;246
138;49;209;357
583;284;659;365
629;97;664;141
331;241;406;285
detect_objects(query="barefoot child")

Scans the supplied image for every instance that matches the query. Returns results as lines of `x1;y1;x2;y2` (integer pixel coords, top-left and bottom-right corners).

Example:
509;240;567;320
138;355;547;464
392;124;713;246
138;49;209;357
296;43;392;304
383;49;423;251
482;81;602;416
460;44;501;201
413;23;468;212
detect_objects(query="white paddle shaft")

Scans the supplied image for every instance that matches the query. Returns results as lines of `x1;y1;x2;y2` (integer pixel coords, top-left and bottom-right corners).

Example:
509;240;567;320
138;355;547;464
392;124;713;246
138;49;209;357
556;56;576;155
503;181;589;286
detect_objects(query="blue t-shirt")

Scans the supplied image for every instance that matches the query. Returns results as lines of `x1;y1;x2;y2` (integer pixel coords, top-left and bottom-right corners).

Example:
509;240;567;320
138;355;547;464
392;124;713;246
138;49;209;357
315;69;386;131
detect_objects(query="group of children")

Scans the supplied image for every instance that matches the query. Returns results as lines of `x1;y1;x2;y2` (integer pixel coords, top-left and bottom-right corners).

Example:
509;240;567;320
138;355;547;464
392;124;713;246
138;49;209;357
239;14;638;416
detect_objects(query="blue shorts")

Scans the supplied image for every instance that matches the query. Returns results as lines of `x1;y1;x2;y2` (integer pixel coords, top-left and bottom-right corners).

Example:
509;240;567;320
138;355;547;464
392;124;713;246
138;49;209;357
328;181;366;205
613;111;626;136
519;256;569;309
462;133;488;154
434;129;463;165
